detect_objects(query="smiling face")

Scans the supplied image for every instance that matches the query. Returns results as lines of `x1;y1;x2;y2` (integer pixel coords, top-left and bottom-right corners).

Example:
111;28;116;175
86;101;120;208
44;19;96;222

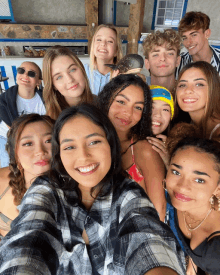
16;62;41;90
181;28;210;57
108;85;144;135
60;116;111;192
152;100;171;135
51;55;86;106
166;147;220;213
145;43;180;77
93;27;117;63
17;121;52;185
176;67;208;118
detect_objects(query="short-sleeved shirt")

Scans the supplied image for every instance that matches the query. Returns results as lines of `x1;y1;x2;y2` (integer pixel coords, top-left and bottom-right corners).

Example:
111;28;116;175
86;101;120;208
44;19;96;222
176;45;220;77
84;64;111;95
0;175;185;275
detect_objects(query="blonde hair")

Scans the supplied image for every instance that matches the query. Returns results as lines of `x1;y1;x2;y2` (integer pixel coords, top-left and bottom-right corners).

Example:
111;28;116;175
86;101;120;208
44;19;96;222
43;46;93;120
89;24;123;72
143;29;181;58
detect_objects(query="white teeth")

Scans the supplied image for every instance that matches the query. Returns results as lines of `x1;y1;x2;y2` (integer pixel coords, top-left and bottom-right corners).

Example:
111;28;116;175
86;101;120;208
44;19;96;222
189;46;195;49
99;50;107;53
183;99;196;102
152;121;161;126
78;164;98;173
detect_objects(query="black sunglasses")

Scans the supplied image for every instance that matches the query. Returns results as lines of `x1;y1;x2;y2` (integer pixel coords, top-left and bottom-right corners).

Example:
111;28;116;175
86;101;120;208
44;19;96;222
17;67;37;78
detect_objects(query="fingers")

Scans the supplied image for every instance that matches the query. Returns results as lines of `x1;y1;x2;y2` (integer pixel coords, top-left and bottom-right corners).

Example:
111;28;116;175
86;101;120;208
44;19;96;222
147;137;167;154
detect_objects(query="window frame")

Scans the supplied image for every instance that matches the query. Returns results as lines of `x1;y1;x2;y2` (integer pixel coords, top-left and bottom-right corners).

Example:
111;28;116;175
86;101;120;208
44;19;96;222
151;0;188;30
0;0;15;22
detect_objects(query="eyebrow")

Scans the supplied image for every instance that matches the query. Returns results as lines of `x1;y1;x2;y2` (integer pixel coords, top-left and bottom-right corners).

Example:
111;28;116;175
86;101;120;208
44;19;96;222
171;163;211;177
60;132;105;145
96;35;115;41
20;132;52;141
182;31;198;37
116;94;145;105
52;63;76;78
179;78;207;82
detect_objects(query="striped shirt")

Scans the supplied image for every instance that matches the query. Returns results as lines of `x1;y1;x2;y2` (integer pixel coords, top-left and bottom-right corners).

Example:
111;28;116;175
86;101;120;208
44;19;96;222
176;45;220;77
0;176;185;275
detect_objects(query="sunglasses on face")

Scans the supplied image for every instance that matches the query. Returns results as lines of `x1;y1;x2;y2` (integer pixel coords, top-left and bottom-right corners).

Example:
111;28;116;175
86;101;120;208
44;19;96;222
17;67;37;78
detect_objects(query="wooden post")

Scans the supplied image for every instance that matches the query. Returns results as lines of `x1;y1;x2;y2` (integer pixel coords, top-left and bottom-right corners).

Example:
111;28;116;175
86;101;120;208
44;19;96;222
85;0;98;54
127;0;145;54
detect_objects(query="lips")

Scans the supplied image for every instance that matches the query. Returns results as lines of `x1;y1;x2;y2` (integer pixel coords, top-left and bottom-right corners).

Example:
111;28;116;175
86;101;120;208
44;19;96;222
182;98;197;103
174;192;192;202
117;117;131;125
158;65;167;68
68;84;78;90
76;163;99;175
35;160;50;166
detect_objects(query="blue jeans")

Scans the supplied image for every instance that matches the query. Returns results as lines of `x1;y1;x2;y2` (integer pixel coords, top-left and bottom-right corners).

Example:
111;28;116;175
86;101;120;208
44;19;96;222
0;136;9;167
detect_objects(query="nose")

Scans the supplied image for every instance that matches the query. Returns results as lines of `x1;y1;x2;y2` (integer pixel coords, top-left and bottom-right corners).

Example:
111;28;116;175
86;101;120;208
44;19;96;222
65;73;74;84
122;105;133;118
160;52;166;61
184;84;194;94
176;176;191;192
35;142;47;156
77;145;90;160
100;39;106;46
152;108;161;118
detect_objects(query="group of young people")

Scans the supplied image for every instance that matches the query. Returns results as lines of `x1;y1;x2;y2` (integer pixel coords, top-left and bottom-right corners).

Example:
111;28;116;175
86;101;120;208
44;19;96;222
0;10;219;275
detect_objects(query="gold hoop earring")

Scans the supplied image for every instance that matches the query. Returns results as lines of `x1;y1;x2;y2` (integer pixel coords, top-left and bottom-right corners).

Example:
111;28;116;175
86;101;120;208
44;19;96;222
162;179;167;190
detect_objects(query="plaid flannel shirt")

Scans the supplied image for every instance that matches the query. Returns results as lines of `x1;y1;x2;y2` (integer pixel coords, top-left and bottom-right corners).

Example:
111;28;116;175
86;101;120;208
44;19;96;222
176;45;220;77
0;176;185;275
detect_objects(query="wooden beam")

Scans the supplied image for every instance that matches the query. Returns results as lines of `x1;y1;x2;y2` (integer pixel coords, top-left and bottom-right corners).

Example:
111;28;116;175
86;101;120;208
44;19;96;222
127;0;145;54
85;0;98;53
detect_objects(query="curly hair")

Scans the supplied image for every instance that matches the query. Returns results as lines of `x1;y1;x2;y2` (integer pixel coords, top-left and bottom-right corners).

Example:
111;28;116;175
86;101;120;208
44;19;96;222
6;114;55;205
178;11;210;36
43;45;93;120
98;74;152;140
143;29;181;58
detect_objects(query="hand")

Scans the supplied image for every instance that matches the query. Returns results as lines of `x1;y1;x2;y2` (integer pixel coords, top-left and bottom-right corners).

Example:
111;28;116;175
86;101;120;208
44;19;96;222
147;135;169;169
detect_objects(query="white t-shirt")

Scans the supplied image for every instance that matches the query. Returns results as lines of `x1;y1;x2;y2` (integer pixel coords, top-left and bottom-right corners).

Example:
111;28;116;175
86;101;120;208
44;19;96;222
0;120;9;139
16;92;46;117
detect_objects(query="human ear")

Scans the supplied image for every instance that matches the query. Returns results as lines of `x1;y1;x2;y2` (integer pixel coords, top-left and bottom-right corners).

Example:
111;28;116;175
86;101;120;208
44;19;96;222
144;58;150;70
205;29;211;39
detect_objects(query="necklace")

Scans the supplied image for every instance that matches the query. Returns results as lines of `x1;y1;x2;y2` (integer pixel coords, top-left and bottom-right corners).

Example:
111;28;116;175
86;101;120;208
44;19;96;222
183;208;212;233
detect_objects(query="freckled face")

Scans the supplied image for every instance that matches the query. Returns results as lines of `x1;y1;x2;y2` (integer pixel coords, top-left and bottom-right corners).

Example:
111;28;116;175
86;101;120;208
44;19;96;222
166;147;219;212
59;116;111;191
108;85;144;135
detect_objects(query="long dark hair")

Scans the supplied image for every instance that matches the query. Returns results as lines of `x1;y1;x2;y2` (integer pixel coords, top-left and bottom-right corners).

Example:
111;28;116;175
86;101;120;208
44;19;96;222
49;103;125;203
98;74;153;140
6;114;55;205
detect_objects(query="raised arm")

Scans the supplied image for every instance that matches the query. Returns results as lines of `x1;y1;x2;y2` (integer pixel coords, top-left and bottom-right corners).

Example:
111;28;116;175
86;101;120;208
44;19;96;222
135;140;166;221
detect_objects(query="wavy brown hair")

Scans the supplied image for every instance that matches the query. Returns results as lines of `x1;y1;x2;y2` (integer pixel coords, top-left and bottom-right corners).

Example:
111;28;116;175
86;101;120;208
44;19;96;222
175;61;220;138
43;46;93;120
6;114;55;205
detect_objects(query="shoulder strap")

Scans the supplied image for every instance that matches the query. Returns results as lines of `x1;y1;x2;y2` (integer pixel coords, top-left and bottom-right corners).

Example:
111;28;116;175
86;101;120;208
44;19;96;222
130;138;135;162
0;186;10;199
209;123;220;139
207;230;220;241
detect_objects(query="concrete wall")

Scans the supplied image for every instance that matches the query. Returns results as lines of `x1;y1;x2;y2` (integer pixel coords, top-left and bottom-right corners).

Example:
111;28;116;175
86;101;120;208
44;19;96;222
11;0;85;24
116;0;154;32
186;0;220;40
